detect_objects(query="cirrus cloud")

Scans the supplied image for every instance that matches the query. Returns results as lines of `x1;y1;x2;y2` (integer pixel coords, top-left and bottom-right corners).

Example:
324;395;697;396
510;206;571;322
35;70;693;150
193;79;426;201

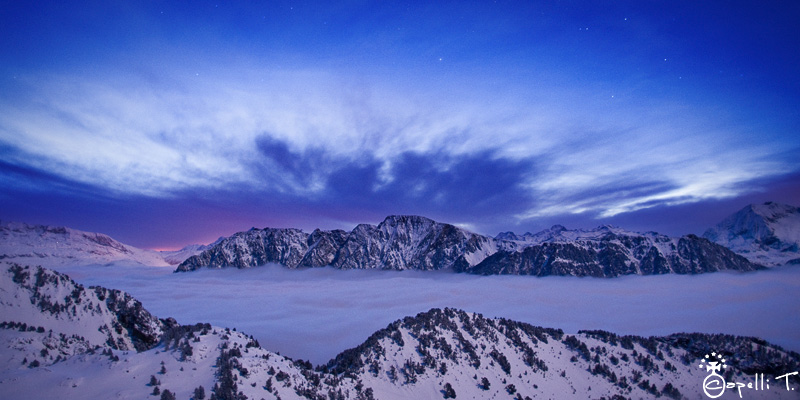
0;59;797;241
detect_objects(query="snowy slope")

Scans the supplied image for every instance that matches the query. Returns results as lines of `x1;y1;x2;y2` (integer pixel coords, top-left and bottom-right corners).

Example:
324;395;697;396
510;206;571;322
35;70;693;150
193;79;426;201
0;221;169;267
704;202;800;266
3;265;800;399
0;264;164;372
159;239;223;265
1;323;341;400
324;308;800;399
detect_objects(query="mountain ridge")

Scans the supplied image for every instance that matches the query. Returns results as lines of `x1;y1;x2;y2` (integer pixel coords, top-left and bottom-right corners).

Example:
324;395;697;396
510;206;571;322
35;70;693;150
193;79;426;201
177;215;508;273
178;214;763;277
4;204;790;275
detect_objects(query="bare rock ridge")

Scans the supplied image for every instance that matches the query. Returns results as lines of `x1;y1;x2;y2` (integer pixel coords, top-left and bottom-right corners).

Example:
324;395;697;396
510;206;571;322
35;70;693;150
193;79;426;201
473;232;759;276
177;214;763;276
177;215;501;273
4;264;800;399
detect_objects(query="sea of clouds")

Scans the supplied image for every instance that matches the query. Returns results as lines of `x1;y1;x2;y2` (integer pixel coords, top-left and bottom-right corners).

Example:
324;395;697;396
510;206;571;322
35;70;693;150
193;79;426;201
53;263;800;365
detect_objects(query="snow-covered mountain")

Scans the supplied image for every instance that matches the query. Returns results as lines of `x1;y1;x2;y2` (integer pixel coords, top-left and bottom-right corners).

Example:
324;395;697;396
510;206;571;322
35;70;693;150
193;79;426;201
469;226;760;277
160;240;223;266
332;215;500;271
178;215;503;273
178;215;761;277
3;265;799;399
323;308;800;399
704;202;800;266
0;215;762;276
0;264;165;373
0;221;170;267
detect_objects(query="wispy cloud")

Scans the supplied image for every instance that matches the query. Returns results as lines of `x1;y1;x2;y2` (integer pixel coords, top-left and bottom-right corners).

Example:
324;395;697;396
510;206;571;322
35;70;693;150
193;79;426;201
0;63;797;230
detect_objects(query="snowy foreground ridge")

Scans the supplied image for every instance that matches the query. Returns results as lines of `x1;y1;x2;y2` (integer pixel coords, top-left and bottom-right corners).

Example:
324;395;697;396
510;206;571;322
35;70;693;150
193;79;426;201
2;264;800;400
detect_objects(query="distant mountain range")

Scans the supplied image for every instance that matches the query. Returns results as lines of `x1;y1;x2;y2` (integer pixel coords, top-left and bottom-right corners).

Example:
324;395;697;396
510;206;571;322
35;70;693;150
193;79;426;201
703;202;800;266
160;241;221;266
177;214;762;277
2;202;797;275
0;221;171;267
0;221;214;267
3;264;799;399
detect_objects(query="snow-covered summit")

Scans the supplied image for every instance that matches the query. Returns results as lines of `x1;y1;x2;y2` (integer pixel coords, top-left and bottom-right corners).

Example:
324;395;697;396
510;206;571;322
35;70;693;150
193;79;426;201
159;238;223;265
703;202;800;266
502;224;655;245
0;221;169;267
474;224;758;277
333;214;499;271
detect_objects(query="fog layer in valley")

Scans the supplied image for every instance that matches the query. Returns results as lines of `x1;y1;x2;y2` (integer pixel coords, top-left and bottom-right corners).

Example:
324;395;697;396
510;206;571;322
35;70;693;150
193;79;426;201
53;263;800;365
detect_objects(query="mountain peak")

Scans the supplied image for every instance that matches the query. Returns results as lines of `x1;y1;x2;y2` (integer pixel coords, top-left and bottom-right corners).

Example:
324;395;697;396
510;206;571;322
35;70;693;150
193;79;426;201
380;214;438;227
495;231;522;241
703;202;800;266
749;201;799;222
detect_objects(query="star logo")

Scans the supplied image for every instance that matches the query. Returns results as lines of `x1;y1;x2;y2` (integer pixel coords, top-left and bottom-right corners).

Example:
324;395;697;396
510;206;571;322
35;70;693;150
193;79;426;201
700;351;728;399
699;351;727;373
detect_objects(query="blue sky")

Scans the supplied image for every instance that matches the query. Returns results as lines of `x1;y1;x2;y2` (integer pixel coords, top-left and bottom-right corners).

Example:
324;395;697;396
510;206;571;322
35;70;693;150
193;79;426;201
1;1;798;249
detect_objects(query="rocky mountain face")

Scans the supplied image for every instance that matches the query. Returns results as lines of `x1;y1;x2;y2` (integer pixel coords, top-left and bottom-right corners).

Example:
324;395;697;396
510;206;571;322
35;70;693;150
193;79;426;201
330;215;499;271
176;227;311;270
704;202;800;266
467;229;760;277
0;221;170;267
177;215;501;273
4;265;800;400
178;215;762;277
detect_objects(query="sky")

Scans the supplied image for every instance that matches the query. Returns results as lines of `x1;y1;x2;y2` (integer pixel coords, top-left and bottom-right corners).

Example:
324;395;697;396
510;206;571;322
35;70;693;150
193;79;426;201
1;1;799;250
